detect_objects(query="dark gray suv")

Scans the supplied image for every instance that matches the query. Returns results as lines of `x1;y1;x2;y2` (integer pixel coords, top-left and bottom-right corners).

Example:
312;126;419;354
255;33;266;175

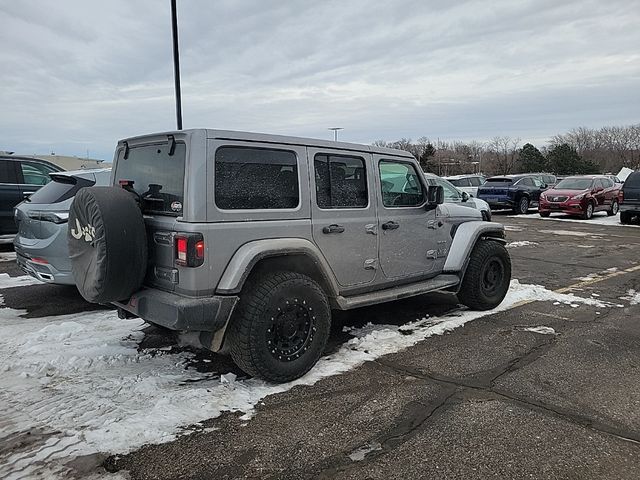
0;155;63;243
68;130;511;382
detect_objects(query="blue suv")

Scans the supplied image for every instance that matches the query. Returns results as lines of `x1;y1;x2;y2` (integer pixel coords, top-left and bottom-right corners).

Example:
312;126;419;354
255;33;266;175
477;174;549;214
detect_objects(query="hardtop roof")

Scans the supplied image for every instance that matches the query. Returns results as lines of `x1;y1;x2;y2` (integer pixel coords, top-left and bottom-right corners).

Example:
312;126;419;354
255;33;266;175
119;128;415;159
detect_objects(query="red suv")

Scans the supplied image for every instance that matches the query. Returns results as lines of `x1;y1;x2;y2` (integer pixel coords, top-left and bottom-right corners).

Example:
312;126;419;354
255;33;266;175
539;175;620;220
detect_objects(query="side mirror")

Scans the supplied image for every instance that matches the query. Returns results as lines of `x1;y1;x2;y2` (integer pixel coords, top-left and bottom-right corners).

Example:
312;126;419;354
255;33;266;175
461;191;470;202
426;185;444;209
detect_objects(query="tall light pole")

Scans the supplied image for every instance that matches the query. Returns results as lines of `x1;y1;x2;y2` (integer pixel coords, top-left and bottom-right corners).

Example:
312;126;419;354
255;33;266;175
328;127;343;141
171;0;183;130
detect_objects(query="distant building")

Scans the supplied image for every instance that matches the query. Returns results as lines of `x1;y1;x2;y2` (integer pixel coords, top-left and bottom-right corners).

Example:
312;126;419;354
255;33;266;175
0;151;108;171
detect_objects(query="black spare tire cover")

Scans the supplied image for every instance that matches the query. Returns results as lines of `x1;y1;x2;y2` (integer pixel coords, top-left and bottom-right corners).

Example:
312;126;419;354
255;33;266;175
68;186;147;303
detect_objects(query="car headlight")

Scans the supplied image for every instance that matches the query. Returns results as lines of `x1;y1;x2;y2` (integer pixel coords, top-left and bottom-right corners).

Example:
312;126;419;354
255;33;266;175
571;194;585;200
540;193;547;200
27;211;69;224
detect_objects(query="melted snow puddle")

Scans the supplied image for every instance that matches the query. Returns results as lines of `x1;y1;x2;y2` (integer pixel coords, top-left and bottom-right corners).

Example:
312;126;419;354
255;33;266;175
0;281;615;478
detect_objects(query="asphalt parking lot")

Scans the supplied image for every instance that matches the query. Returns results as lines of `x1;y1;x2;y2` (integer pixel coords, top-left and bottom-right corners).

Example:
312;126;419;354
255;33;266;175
1;213;639;479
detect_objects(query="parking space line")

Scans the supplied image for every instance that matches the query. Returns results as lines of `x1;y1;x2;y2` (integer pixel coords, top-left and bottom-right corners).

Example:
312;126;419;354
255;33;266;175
555;264;640;293
504;264;640;311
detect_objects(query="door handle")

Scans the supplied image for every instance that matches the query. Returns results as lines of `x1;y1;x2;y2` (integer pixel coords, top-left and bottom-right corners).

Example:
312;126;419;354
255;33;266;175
382;221;399;230
322;224;345;234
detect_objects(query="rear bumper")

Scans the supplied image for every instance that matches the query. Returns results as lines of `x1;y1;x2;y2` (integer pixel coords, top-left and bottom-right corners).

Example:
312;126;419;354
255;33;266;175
15;251;75;285
114;288;239;332
482;199;515;209
620;204;640;214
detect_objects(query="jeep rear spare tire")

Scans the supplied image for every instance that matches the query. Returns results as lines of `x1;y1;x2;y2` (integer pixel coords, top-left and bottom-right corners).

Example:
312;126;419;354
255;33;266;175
68;186;147;303
227;271;331;383
458;240;511;311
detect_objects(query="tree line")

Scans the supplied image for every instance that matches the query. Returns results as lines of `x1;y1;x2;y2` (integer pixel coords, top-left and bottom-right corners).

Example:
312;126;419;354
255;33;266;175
373;123;640;176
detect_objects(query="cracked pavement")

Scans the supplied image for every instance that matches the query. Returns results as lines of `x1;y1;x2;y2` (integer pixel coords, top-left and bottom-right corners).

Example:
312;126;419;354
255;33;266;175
2;214;640;479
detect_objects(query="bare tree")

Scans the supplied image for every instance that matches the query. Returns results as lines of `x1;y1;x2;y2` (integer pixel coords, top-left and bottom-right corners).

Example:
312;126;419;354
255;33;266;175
487;136;521;175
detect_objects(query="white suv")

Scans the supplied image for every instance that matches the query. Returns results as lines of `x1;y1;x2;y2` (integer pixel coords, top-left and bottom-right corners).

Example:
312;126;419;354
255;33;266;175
444;174;486;197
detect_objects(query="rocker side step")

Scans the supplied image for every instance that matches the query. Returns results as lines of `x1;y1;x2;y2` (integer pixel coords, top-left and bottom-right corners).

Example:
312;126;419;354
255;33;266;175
335;274;461;310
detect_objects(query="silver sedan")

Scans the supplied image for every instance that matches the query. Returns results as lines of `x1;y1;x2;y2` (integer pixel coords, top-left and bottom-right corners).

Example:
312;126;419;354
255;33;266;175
13;168;111;285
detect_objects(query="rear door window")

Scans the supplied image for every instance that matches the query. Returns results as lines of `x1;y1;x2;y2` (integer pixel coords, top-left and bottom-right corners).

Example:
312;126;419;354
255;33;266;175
19;162;55;185
314;154;368;208
115;142;186;215
469;177;483;186
215;146;299;210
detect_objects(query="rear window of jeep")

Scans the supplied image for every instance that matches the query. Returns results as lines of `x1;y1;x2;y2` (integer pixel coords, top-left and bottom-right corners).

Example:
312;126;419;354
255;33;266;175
215;146;299;210
114;142;186;216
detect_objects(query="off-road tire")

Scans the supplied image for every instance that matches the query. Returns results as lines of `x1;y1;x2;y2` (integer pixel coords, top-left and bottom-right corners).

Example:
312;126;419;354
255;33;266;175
607;200;619;216
514;196;529;215
539;211;550;218
228;271;331;383
68;187;147;303
582;201;594;220
620;211;633;224
458;240;511;311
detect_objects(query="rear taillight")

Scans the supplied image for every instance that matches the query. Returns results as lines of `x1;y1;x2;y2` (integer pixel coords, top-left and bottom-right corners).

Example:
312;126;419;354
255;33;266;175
618;190;624;203
174;233;205;267
27;211;69;224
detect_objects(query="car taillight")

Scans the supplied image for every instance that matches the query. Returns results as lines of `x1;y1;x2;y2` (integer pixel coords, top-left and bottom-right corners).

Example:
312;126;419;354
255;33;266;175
618;190;624;203
174;233;205;267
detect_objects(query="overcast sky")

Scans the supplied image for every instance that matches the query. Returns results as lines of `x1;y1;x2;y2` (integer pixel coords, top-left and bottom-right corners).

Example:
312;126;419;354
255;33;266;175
1;0;639;160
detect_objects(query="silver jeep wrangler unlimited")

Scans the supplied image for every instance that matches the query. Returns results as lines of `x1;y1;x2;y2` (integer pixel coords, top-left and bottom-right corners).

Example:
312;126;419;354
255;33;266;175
68;129;511;382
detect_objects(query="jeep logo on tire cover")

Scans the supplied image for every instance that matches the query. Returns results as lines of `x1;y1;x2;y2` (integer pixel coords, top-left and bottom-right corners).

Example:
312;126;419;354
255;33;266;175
71;218;96;242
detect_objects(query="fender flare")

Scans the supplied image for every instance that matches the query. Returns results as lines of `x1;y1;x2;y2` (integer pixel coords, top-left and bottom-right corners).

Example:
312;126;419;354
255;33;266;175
216;238;339;296
442;221;506;273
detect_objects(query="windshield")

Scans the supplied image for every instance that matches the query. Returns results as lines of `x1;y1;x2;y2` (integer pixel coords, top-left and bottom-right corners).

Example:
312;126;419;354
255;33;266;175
554;178;593;190
114;143;186;215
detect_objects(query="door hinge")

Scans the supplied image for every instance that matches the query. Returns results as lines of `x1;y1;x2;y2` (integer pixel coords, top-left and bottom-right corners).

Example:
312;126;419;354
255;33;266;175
364;258;378;270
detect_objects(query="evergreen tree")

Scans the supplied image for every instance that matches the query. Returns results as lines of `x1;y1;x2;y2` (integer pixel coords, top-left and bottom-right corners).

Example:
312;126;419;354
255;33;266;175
518;143;547;172
546;144;600;175
419;143;436;171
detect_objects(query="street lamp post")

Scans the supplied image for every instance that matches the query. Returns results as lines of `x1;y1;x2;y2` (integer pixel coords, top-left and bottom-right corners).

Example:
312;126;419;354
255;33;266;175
171;0;183;130
328;127;343;141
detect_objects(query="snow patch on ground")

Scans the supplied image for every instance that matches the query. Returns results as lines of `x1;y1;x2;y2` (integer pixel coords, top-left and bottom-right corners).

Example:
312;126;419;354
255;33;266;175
506;241;539;248
0;273;42;288
620;289;640;305
0;280;615;478
538;229;600;237
523;326;556;335
503;225;523;232
0;252;17;263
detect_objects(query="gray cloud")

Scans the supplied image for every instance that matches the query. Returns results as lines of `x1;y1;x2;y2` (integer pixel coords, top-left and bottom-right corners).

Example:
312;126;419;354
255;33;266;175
1;0;638;160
